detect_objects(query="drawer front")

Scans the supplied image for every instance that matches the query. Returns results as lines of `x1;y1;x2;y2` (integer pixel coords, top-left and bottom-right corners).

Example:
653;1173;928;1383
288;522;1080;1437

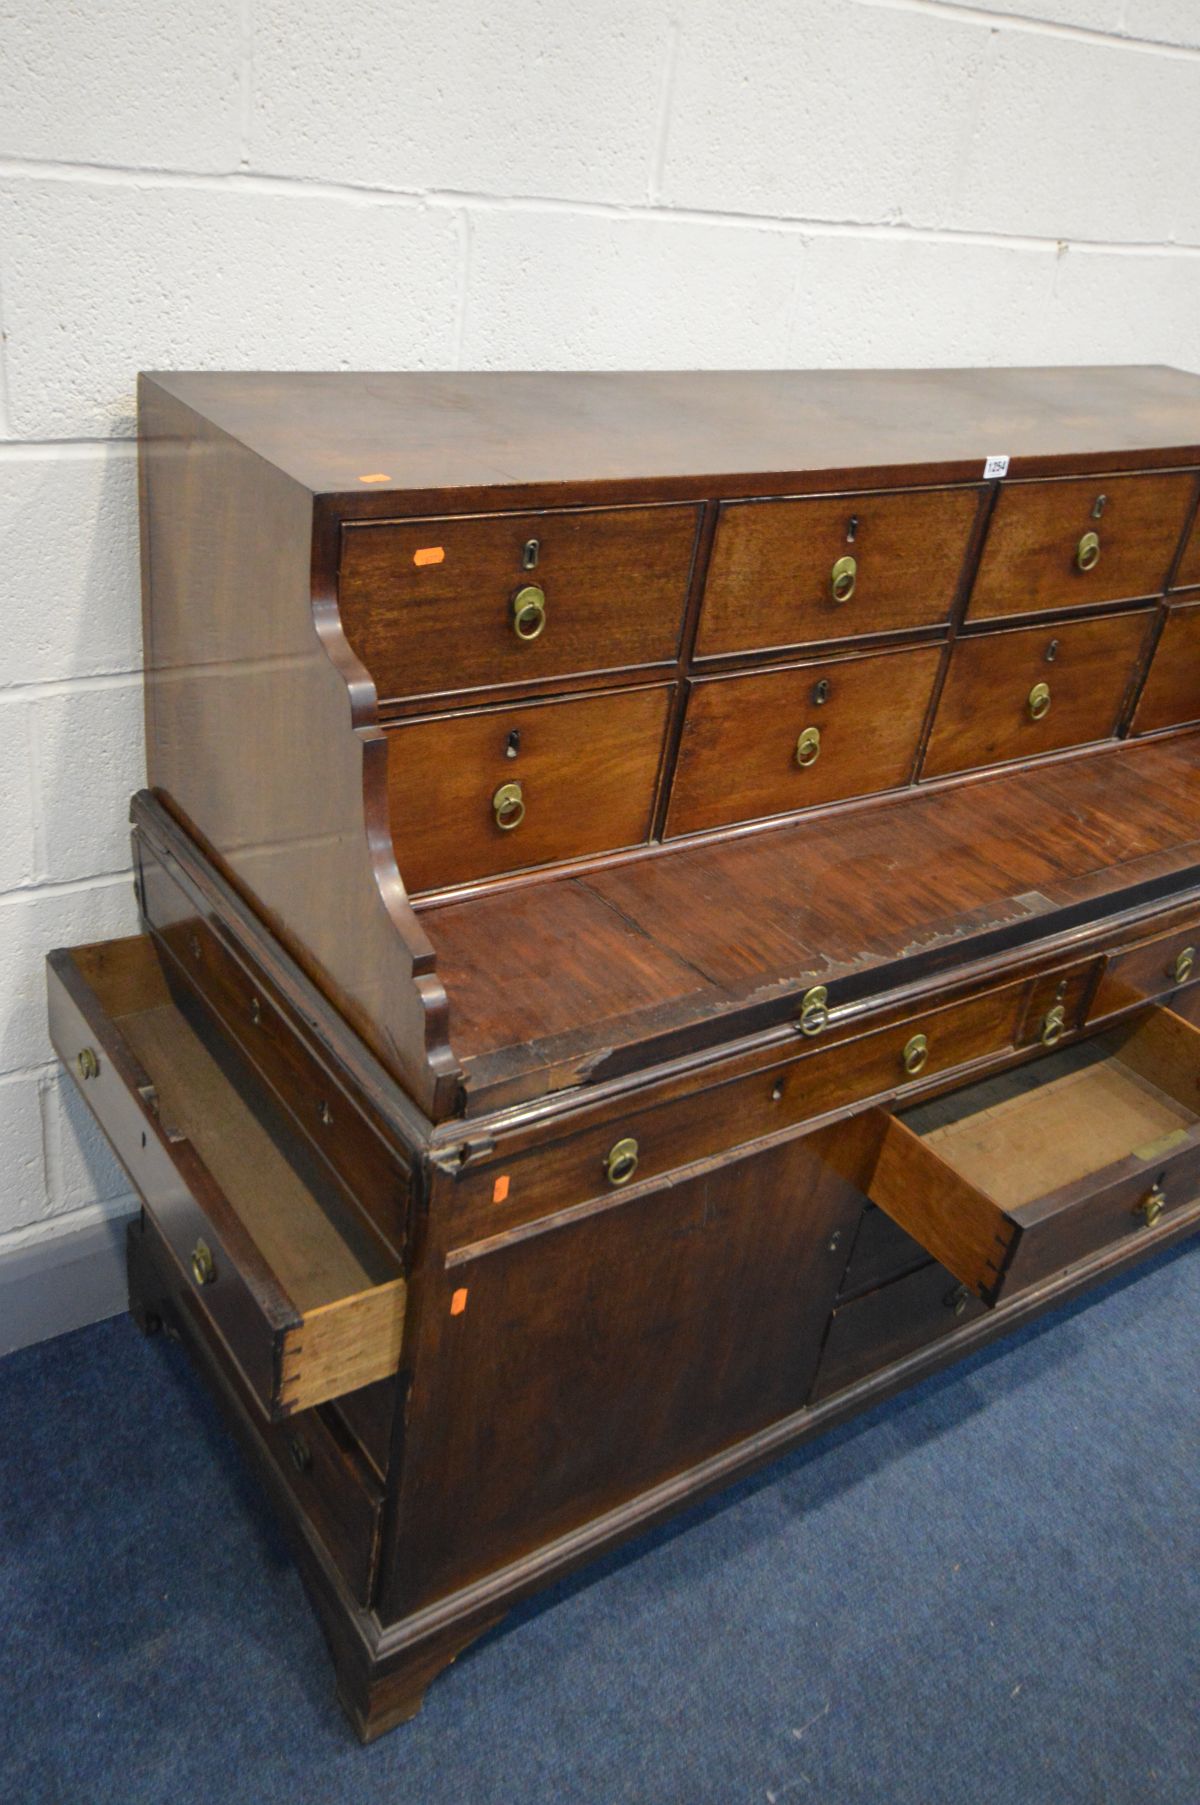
696;487;979;658
838;1203;932;1300
1170;502;1200;592
812;1258;987;1402
1131;601;1200;735
388;683;673;894
443;979;1026;1256
1014;958;1102;1049
967;472;1196;621
666;644;941;838
1089;919;1200;1019
339;505;699;703
921;612;1150;780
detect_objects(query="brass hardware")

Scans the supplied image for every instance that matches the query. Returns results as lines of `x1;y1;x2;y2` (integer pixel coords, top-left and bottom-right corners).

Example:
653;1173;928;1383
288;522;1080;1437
831;554;857;603
493;781;525;831
249;996;262;1025
1028;681;1052;721
812;678;831;706
1041;1003;1067;1047
799;985;829;1037
1076;530;1100;572
288;1434;312;1475
771;1078;785;1103
605;1137;639;1187
76;1047;99;1081
1045;639;1059;664
1092;494;1107;520
317;1099;333;1128
945;1283;971;1317
795;725;822;768
521;537;540;571
190;1240;216;1287
511;584;547;641
505;728;521;758
902;1032;929;1076
1172;945;1195;985
1138;1184;1166;1228
827;1229;844;1254
846;516;859;544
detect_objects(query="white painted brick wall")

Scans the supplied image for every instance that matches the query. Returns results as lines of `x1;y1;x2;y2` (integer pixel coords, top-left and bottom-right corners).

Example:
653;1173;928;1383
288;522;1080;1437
1;0;1199;1295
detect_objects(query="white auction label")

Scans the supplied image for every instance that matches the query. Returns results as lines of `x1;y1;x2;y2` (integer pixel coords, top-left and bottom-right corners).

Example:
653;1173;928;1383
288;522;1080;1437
983;454;1010;480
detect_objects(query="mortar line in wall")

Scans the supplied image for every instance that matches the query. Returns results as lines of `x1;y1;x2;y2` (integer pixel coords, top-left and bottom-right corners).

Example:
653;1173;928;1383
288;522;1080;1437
0;156;1198;262
0;267;14;438
0;439;138;460
0;867;133;910
648;16;681;206
857;0;1200;59
0;1193;139;1256
0;670;143;702
238;0;254;170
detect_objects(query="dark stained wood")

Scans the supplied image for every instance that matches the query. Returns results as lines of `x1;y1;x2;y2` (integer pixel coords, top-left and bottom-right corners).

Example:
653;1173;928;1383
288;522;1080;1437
695;485;981;657
812;1257;987;1402
666;645;941;837
1131;600;1200;734
921;611;1151;779
144;367;1200;499
1089;914;1200;1018
1169;499;1200;591
338;505;699;704
836;1204;932;1301
967;471;1197;621
388;684;672;894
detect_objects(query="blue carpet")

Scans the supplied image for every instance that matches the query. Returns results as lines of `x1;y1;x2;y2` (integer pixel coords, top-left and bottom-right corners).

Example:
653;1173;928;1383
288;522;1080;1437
2;1243;1198;1805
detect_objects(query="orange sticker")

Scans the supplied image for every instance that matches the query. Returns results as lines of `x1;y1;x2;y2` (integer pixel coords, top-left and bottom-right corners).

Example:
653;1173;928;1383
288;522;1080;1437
357;472;390;484
492;1174;510;1204
450;1287;468;1316
413;545;446;567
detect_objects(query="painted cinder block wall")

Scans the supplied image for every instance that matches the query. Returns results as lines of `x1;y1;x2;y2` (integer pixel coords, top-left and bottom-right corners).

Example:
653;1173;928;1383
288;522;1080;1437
2;0;1200;1341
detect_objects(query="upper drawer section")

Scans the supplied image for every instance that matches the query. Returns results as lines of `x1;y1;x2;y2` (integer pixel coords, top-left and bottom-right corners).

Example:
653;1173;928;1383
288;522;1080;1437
696;487;980;658
666;643;941;838
922;611;1150;780
967;472;1196;622
388;683;672;895
339;505;700;704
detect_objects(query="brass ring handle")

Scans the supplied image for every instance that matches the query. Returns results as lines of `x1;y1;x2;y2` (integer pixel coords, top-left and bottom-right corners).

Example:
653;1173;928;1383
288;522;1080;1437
1028;681;1051;722
605;1137;639;1187
76;1046;99;1080
492;780;525;831
1172;946;1195;985
944;1283;971;1317
902;1032;929;1076
1041;1003;1066;1047
1138;1184;1166;1229
190;1239;216;1287
1076;530;1100;573
511;584;547;641
830;555;857;603
799;985;829;1037
795;725;822;768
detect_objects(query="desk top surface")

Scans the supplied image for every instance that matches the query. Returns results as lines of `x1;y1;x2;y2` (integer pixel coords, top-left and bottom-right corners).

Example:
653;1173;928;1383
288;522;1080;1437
143;365;1200;498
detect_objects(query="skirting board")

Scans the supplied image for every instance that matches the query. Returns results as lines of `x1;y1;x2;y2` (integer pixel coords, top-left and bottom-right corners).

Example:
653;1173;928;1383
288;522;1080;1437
0;1200;139;1356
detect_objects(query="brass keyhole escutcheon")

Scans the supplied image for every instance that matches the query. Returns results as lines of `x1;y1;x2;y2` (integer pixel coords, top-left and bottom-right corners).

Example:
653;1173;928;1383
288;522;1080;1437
1076;530;1100;572
190;1239;216;1287
1041;1003;1066;1047
1138;1184;1166;1228
1028;681;1052;722
605;1137;639;1187
76;1046;99;1081
795;725;822;768
798;985;829;1037
1173;945;1195;985
511;584;547;641
902;1032;929;1076
492;781;525;832
945;1283;971;1317
831;554;857;603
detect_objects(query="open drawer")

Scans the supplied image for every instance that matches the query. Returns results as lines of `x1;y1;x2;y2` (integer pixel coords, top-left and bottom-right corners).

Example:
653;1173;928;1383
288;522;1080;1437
47;936;406;1420
856;1007;1200;1306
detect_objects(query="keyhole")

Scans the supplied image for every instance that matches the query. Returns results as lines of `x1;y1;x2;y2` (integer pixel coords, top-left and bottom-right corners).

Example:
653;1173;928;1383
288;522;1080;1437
846;515;859;544
505;729;521;759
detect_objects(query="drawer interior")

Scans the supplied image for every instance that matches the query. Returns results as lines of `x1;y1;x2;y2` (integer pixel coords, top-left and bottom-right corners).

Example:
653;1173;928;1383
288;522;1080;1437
57;939;405;1414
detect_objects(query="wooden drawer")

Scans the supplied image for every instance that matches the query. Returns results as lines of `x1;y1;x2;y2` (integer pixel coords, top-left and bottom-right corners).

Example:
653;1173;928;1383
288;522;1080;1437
666;644;941;838
388;683;672;894
1131;601;1200;735
1170;501;1200;592
47;937;406;1421
338;505;699;703
859;1007;1200;1306
812;1257;987;1402
921;612;1150;779
967;471;1196;621
130;1211;385;1604
695;486;980;658
1090;918;1200;1019
443;978;1029;1254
